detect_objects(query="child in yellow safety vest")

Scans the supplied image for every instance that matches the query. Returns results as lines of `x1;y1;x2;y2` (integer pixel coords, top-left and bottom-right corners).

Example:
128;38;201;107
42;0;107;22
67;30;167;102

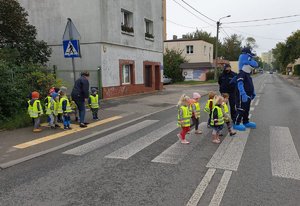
58;86;72;130
190;92;202;134
221;93;236;136
28;91;43;132
177;94;192;144
204;91;217;128
88;88;100;120
210;96;225;144
44;87;55;125
46;92;60;129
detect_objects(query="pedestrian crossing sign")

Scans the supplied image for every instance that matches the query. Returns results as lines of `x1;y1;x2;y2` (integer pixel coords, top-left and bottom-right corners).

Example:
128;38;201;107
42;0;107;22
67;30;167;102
63;40;80;58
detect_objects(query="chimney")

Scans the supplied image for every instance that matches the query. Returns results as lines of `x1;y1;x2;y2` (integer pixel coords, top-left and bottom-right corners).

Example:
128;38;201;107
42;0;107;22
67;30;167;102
182;35;187;39
173;35;177;40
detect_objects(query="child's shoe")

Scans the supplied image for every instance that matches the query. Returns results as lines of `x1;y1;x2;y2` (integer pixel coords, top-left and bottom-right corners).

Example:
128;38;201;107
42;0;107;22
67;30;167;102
64;126;68;130
212;139;220;144
181;139;190;144
229;130;237;136
55;124;60;128
195;130;202;134
33;128;42;133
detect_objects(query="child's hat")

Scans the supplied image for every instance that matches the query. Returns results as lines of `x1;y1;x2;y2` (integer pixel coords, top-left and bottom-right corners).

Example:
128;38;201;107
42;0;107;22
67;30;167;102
193;92;201;99
31;91;40;99
59;86;67;93
91;88;97;93
51;92;58;99
49;87;55;94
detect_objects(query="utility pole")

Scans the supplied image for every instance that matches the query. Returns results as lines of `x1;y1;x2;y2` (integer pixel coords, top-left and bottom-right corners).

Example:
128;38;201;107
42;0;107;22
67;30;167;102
214;21;220;81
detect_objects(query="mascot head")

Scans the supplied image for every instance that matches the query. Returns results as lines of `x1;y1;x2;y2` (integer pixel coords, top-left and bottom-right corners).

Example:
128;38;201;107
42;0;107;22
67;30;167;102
239;47;258;73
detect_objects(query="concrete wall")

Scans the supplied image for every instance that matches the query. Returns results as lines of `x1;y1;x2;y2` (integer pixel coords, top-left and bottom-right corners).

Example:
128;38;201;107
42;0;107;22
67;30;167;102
164;40;213;63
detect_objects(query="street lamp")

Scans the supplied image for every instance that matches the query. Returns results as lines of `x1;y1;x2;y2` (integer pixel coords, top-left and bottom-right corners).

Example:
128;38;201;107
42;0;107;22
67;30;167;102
214;15;231;81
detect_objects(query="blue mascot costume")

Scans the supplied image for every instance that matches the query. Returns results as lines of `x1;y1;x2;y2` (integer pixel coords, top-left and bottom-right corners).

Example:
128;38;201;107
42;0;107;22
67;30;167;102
233;47;258;131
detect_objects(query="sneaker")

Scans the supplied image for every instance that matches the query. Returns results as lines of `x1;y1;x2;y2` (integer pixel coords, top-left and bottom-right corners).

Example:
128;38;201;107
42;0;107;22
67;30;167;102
212;139;220;144
181;140;190;144
55;124;60;128
80;123;87;128
33;128;42;133
230;132;237;136
84;122;89;125
64;126;68;130
195;130;202;134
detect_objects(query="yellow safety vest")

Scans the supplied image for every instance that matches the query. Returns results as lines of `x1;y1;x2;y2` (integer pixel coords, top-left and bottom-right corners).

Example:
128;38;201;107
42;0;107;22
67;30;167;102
210;105;224;126
192;102;201;118
44;96;51;106
29;100;43;118
27;100;32;116
222;102;229;114
204;99;214;113
46;99;58;115
178;105;192;127
89;94;99;109
58;96;72;114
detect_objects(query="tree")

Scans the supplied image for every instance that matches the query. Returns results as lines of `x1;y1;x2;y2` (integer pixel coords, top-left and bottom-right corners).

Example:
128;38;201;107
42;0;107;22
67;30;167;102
0;0;51;65
163;49;186;82
245;37;257;50
222;34;243;61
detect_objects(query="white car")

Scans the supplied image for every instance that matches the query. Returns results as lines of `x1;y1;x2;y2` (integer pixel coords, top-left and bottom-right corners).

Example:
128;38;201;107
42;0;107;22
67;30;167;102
163;75;172;84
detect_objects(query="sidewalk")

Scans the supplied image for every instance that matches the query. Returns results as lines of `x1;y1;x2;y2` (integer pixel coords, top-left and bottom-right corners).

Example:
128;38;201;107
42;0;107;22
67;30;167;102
279;74;300;87
0;83;217;168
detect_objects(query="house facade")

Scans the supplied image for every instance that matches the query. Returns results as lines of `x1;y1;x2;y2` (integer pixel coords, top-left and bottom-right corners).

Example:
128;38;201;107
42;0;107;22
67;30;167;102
164;38;214;81
19;0;164;99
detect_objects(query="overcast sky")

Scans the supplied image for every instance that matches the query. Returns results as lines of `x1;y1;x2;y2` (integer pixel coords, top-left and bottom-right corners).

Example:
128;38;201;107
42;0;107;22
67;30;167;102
167;0;300;55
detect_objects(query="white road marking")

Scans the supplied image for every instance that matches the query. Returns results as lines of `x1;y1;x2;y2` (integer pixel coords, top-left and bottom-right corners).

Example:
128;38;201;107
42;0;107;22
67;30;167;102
255;99;260;106
206;129;250;171
209;170;232;206
250;107;255;111
186;168;216;206
63;120;158;156
248;114;252;119
105;121;178;159
151;122;206;164
270;126;300;180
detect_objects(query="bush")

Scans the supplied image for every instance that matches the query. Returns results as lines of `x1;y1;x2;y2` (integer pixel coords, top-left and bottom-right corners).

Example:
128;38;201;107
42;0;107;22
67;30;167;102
163;49;186;82
294;65;300;76
206;71;215;80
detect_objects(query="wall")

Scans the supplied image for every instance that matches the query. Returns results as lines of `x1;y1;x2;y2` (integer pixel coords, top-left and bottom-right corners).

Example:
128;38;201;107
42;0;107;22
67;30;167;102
229;61;239;73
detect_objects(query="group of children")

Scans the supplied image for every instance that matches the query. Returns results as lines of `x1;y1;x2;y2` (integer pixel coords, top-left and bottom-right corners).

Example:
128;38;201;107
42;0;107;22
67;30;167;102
28;86;100;132
177;91;236;144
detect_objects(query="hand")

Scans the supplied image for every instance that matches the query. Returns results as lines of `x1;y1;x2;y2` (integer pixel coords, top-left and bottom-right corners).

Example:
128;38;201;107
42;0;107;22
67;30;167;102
242;94;250;102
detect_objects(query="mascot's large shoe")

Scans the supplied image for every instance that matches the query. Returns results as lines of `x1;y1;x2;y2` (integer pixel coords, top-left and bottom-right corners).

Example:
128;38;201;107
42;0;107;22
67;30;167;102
233;124;246;131
244;122;256;129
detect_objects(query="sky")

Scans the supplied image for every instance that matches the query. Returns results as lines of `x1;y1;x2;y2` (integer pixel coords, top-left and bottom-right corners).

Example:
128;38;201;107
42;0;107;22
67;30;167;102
166;0;300;56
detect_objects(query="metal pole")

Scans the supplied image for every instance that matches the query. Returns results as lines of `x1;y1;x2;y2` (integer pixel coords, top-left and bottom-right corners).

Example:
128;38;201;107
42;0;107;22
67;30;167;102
68;18;76;83
214;21;220;81
72;58;76;83
97;66;102;99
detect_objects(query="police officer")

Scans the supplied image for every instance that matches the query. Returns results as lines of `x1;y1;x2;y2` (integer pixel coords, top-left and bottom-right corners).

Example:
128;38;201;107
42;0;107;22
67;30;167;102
218;63;237;121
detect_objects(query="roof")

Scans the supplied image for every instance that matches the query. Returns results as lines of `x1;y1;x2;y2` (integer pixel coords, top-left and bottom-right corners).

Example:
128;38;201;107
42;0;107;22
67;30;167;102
180;62;213;69
164;39;210;43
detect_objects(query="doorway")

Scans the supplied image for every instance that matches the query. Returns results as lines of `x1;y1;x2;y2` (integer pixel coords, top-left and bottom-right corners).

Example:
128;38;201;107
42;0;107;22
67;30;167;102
145;65;152;87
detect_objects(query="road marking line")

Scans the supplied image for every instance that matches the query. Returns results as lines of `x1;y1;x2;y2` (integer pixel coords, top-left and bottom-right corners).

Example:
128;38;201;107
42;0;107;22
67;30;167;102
250;107;254;111
270;126;300;180
13;116;123;149
63;120;158;156
206;129;250;171
255;99;260;106
186;168;216;206
209;170;232;206
105;121;178;159
249;114;252;119
151;122;207;164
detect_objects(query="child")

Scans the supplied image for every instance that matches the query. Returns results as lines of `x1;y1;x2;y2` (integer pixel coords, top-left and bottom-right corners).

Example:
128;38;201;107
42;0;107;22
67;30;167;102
70;97;79;122
46;92;60;129
44;87;55;125
58;86;72;130
88;88;100;120
210;96;225;144
204;91;216;127
177;94;192;144
28;91;43;132
190;92;202;134
221;93;236;136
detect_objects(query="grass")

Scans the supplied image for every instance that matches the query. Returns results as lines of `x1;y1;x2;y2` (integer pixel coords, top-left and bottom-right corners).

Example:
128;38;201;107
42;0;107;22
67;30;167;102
173;80;217;85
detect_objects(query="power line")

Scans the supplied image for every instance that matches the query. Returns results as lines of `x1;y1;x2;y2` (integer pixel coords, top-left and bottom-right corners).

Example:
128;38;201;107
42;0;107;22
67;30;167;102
172;0;215;27
220;28;230;38
181;0;216;23
167;19;208;29
226;27;285;41
223;14;300;24
222;19;300;28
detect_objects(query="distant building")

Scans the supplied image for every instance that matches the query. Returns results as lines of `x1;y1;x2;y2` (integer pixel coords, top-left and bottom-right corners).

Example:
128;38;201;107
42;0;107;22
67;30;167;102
261;51;274;65
19;0;164;99
164;37;214;81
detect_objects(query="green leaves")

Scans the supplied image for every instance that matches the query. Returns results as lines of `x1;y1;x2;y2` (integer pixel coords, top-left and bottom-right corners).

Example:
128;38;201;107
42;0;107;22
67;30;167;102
163;49;186;82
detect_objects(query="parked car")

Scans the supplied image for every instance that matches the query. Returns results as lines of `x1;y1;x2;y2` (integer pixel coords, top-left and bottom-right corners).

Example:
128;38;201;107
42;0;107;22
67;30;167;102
163;75;172;84
270;70;273;74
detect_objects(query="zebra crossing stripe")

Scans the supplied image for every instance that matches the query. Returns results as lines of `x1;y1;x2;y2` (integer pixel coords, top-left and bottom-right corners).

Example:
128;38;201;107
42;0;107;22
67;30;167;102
270;126;300;180
105;121;178;159
151;122;207;164
63;120;158;156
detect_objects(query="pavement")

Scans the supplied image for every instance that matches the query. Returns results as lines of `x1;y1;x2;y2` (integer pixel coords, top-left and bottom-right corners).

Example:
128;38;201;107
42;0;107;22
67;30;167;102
279;74;300;87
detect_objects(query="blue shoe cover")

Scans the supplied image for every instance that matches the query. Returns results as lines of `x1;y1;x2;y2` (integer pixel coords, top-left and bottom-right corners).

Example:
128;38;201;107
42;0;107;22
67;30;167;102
233;124;246;131
244;122;256;129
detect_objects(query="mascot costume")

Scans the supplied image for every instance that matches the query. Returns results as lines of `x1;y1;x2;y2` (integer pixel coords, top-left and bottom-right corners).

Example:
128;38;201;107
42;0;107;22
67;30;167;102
233;47;258;131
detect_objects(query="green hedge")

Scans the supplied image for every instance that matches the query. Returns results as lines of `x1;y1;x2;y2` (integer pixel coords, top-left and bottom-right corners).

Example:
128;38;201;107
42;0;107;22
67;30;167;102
294;65;300;76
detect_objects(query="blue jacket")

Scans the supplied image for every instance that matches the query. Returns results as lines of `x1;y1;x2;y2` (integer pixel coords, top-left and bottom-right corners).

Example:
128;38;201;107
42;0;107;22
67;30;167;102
218;70;237;94
238;53;258;70
71;76;90;101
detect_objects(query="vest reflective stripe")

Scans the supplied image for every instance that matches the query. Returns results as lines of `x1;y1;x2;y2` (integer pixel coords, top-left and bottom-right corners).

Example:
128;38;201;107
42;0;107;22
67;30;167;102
210;105;224;126
46;99;58;115
30;100;43;118
90;94;99;109
204;99;214;113
193;102;201;118
58;97;72;114
178;105;191;127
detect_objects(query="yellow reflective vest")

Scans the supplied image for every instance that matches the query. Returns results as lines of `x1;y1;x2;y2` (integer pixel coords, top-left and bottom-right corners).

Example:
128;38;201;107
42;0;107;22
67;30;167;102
29;100;43;118
178;105;192;127
210;105;224;126
89;94;99;109
204;99;214;113
191;102;201;118
46;99;58;115
58;96;72;114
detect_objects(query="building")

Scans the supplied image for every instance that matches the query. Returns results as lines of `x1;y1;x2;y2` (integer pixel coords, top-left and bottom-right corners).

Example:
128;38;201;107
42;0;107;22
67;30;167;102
261;51;274;65
164;37;214;81
19;0;164;99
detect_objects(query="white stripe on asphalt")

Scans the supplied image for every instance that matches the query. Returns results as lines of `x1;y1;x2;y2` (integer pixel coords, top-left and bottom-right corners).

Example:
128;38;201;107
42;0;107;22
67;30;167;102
270;126;300;180
249;114;252;119
255;99;260;106
105;121;178;159
209;170;232;206
206;129;250;171
186;168;216;206
63;120;158;156
250;107;254;111
151;122;207;164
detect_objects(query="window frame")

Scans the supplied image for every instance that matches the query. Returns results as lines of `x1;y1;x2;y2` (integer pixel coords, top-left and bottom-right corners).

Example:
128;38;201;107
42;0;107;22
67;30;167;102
122;64;131;85
186;45;194;54
121;9;134;33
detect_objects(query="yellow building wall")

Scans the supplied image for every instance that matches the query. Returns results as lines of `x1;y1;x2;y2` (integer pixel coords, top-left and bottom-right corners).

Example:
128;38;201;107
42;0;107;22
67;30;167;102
229;61;239;73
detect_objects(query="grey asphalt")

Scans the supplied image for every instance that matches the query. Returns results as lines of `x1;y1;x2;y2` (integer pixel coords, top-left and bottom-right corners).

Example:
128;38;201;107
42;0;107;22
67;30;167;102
1;74;300;206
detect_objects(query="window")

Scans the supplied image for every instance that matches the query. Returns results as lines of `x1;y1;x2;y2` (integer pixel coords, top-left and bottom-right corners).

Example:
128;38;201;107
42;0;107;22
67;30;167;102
186;45;194;54
121;9;134;33
122;65;131;84
145;19;154;39
204;46;207;55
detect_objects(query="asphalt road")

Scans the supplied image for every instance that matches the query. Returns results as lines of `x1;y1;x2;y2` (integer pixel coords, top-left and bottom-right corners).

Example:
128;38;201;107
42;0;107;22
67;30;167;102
1;73;300;206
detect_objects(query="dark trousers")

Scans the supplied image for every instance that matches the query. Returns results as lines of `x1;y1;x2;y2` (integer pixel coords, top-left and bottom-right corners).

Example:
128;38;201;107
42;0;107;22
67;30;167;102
235;94;251;125
191;116;199;130
228;92;237;121
91;108;99;119
74;99;86;124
